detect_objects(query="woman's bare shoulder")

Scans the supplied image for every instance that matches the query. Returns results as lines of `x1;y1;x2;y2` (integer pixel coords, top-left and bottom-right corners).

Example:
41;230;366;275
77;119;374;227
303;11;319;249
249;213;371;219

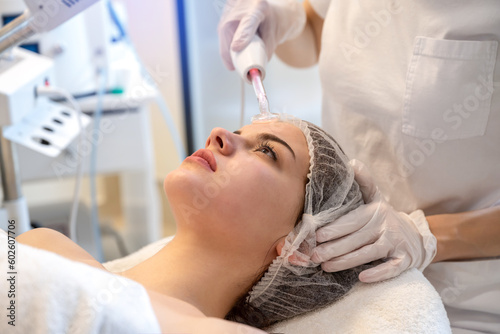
147;289;266;334
16;228;106;270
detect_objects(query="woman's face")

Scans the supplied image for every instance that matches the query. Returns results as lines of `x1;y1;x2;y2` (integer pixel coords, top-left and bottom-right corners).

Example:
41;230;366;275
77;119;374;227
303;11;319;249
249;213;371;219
164;121;310;261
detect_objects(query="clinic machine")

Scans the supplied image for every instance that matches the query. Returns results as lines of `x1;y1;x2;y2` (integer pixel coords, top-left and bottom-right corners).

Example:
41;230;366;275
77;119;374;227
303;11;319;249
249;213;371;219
0;0;101;236
0;0;177;260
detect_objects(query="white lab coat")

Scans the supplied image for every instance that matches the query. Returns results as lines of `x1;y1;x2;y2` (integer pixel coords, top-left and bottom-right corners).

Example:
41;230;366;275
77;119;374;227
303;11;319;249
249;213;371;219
309;0;500;333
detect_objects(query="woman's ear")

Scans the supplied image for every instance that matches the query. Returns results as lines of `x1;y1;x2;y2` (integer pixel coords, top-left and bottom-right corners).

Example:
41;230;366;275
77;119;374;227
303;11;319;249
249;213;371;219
276;238;286;256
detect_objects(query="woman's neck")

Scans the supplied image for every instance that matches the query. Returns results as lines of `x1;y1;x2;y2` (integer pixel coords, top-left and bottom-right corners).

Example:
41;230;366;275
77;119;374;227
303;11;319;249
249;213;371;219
120;234;259;318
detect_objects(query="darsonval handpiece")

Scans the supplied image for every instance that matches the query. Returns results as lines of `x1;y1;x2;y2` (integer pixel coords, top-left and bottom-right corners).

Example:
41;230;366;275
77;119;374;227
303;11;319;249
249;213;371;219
230;35;279;123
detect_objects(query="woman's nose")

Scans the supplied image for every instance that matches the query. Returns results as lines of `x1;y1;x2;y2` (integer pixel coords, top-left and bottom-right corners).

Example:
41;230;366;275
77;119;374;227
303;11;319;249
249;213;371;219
206;127;236;155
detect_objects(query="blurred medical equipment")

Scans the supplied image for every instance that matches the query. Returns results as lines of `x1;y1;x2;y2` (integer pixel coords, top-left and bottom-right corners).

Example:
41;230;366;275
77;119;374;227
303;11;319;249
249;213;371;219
0;0;185;260
0;0;100;53
0;0;124;95
0;48;60;237
33;84;89;245
0;0;99;239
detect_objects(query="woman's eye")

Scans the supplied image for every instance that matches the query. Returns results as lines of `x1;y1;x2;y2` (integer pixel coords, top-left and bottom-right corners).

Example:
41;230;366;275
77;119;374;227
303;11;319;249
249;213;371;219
255;143;277;161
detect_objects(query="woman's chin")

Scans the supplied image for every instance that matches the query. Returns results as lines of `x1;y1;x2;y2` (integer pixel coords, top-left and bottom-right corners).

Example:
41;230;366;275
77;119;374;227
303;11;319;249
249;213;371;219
163;168;212;216
164;166;202;192
164;169;192;197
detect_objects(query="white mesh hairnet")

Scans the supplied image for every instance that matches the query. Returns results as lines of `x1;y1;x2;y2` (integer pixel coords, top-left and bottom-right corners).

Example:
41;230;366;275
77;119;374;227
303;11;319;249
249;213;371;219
227;115;366;328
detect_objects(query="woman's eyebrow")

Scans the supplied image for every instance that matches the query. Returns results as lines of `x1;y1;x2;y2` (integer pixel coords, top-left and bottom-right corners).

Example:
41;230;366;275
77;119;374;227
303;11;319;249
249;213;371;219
233;129;295;160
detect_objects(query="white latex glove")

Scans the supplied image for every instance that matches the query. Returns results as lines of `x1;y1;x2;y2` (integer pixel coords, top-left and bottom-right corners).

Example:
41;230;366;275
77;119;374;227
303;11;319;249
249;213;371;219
311;159;437;283
218;0;306;70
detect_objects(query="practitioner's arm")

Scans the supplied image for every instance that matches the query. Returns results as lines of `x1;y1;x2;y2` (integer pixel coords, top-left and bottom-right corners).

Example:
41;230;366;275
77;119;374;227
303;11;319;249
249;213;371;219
428;205;500;263
275;0;324;68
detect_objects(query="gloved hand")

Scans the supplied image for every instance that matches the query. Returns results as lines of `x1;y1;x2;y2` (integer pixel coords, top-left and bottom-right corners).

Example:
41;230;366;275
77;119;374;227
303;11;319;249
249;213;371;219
311;159;437;283
218;0;306;70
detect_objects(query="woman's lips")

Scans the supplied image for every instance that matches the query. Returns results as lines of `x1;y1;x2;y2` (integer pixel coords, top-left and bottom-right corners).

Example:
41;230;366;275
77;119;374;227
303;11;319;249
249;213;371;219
189;149;217;172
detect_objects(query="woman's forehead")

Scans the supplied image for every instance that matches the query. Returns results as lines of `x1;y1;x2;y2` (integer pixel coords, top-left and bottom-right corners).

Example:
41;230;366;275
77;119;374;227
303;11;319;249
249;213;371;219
239;122;303;141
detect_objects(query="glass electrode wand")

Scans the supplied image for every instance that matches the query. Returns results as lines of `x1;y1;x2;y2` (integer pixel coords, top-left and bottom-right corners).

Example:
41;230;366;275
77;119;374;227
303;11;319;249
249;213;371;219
230;35;279;123
248;68;279;122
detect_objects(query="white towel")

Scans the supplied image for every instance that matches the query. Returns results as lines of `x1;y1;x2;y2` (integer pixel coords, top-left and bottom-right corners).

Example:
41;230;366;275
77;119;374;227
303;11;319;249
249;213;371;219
268;268;451;334
0;230;161;334
103;235;174;273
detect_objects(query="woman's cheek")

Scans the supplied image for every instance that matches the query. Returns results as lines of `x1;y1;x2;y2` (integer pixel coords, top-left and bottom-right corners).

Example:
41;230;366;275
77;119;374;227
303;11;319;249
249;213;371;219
225;165;280;218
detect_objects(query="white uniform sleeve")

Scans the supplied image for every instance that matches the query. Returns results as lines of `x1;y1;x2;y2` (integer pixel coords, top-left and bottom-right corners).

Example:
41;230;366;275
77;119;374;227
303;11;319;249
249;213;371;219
308;0;331;19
